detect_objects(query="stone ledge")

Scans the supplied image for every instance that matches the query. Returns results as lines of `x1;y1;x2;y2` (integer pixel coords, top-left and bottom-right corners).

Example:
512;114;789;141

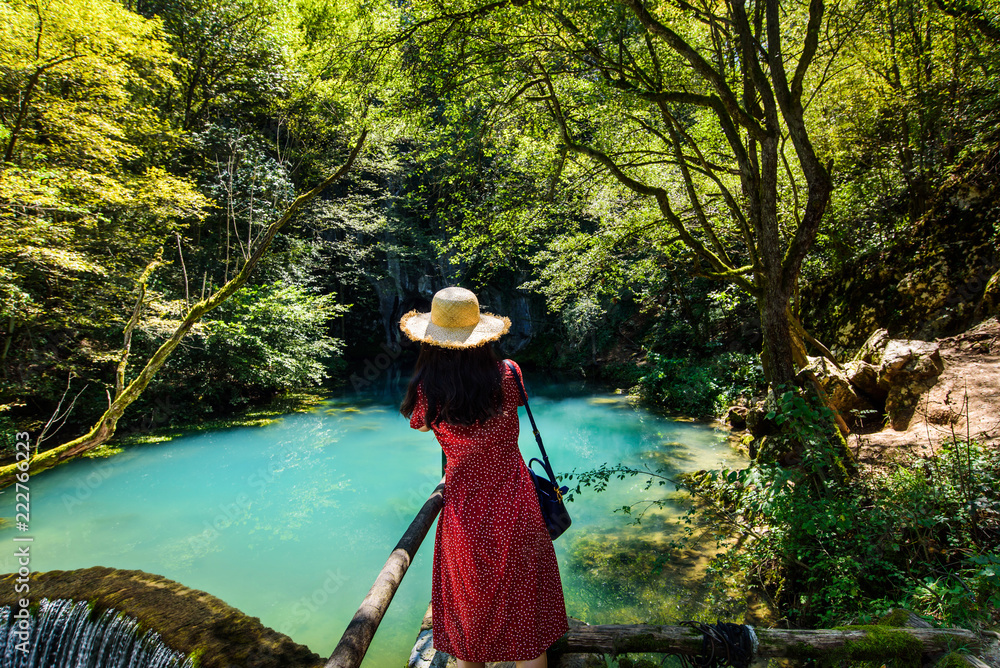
0;566;323;668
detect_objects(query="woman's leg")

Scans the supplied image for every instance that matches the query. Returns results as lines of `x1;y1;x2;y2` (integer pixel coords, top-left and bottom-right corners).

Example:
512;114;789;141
515;652;547;668
456;661;485;668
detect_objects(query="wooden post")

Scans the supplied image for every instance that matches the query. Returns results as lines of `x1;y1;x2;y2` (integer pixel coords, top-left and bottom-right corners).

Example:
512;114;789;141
325;479;445;668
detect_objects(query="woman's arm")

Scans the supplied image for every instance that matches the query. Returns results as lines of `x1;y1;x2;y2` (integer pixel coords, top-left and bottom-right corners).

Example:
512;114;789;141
408;384;431;432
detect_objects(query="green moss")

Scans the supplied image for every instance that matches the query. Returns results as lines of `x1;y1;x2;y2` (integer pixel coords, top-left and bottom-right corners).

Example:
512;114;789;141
83;444;124;458
935;651;974;668
784;641;825;660
112;390;328;449
876;609;913;628
831;625;924;668
617;657;660;668
117;434;177;446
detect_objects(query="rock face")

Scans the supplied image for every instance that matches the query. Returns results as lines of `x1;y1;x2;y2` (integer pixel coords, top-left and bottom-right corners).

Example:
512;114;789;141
801;356;877;429
843;360;884;406
0;567;323;668
980;269;1000;319
798;157;999;352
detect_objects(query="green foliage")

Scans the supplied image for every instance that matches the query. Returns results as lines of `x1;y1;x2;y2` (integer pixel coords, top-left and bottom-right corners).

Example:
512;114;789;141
635;352;765;418
762;388;855;484
139;0;295;130
3;0;999;492
205;282;346;389
703;434;1000;628
0;413;18;459
0;0;198;213
807;0;1000;279
832;625;924;668
0;0;375;436
0;0;210;426
160;282;347;404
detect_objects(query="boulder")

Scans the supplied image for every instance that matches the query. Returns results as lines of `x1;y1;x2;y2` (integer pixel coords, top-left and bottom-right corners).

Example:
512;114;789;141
878;339;945;430
853;328;891;364
725;405;748;430
880;339;943;378
800;356;877;428
843;360;886;404
978;269;1000;319
744;400;777;438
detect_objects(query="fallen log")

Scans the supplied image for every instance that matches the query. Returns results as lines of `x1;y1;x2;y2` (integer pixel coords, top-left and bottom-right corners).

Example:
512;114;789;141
550;624;985;662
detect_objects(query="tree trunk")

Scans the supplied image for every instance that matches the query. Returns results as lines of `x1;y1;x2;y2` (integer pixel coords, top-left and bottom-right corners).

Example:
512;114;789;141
759;283;796;386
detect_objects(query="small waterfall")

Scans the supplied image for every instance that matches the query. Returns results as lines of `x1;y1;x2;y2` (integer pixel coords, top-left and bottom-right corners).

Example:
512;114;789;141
0;599;194;668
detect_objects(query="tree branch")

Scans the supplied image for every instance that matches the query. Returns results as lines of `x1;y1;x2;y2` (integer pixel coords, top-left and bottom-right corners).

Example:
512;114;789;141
536;67;756;293
0;130;369;487
793;0;825;101
934;0;1000;42
618;0;766;139
116;253;162;399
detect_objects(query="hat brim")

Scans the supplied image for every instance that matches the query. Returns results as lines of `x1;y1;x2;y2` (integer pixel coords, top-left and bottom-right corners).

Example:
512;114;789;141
399;310;511;349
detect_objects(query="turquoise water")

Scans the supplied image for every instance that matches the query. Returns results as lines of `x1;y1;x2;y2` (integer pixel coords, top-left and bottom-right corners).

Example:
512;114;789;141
0;378;745;666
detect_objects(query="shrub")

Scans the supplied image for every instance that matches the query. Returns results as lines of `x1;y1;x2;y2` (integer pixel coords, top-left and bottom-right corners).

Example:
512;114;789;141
635;352;765;417
706;428;1000;628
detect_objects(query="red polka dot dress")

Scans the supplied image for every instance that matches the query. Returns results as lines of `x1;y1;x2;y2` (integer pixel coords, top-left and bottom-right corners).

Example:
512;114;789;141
409;359;568;662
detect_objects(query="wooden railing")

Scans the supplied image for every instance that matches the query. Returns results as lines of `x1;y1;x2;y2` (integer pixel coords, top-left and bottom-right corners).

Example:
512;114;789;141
324;479;445;668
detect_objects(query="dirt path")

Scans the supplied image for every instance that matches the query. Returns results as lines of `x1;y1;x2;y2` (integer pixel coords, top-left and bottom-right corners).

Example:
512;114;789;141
852;317;1000;465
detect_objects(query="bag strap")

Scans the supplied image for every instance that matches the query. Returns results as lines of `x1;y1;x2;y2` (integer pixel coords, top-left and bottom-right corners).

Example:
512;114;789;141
503;360;559;486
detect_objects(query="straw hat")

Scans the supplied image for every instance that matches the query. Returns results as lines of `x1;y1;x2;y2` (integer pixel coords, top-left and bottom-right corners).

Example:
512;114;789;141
399;287;511;349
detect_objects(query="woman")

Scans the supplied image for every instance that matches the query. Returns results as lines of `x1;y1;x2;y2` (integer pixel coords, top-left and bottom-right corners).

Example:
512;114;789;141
400;286;568;668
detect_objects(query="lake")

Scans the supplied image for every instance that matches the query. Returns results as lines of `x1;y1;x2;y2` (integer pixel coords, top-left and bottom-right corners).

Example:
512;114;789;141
0;375;746;666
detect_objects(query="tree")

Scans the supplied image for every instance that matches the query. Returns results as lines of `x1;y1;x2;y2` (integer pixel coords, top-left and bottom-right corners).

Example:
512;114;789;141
0;0;174;164
173;281;348;402
0;130;367;486
0;0;207;403
137;0;292;131
395;0;844;387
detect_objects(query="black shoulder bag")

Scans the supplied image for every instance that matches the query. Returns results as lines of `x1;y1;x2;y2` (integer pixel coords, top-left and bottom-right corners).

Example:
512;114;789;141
504;360;572;540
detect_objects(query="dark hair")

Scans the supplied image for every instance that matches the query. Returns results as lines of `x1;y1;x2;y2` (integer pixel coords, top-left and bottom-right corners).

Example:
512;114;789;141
400;343;503;427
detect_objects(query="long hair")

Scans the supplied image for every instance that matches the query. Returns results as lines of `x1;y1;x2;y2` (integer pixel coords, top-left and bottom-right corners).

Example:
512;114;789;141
400;343;503;427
